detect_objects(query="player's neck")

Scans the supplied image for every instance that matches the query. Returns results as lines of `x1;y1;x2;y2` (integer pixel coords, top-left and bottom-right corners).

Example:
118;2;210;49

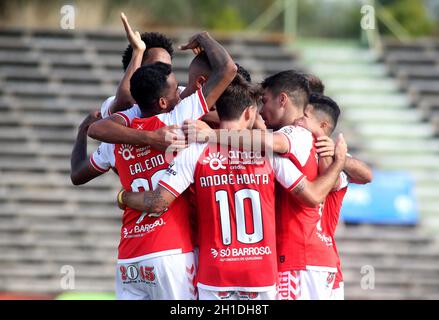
141;107;162;119
219;120;244;130
283;106;303;128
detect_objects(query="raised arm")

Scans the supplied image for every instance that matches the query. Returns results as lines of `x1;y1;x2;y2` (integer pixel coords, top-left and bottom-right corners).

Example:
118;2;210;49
290;134;347;206
70;112;105;185
314;134;372;186
180;32;237;108
344;156;373;184
88;113;185;151
107;13;146;115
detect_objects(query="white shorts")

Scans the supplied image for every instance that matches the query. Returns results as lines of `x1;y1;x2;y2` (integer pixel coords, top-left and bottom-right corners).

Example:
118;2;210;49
277;270;336;300
116;252;197;300
331;282;344;300
198;288;277;300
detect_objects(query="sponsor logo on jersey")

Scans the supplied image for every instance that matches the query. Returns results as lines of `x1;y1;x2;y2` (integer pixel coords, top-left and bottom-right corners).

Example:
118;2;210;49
203;152;227;171
228;150;264;165
135;146;151;158
123;218;166;238
166;163;177;176
211;246;272;262
119;144;135;161
211;248;219;258
316;231;333;247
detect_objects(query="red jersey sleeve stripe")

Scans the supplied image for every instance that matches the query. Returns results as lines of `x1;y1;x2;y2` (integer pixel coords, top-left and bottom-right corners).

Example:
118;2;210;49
114;112;130;127
90;156;109;173
287;174;306;192
158;180;180;198
197;89;209;115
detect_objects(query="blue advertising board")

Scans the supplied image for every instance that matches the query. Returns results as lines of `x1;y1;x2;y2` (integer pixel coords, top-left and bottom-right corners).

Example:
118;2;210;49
340;171;419;225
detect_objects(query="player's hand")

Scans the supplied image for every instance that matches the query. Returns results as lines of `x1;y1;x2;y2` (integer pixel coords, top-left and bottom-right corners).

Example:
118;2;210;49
183;119;214;143
148;125;187;152
315;136;335;158
79;111;102;131
179;32;209;55
334;133;347;165
121;12;146;52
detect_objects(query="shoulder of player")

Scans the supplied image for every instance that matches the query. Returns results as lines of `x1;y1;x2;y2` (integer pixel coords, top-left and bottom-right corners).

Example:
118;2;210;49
167;89;207;115
175;142;208;162
277;125;313;140
131;114;164;130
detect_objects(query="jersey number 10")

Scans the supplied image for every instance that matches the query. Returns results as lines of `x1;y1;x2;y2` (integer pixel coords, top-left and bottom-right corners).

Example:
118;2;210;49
215;189;263;246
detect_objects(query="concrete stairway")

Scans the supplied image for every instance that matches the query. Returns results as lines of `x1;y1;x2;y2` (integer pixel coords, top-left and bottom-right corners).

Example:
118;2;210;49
298;40;439;233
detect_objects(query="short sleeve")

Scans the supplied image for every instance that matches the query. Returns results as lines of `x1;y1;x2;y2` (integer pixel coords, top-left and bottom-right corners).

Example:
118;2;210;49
277;125;314;167
272;155;306;192
100;96;115;118
158;143;206;197
90;143;115;173
157;89;209;126
334;171;350;191
113;105;142;127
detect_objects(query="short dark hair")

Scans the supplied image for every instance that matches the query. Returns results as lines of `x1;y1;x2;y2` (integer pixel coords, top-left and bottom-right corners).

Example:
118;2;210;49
236;63;252;83
303;73;325;94
216;74;261;121
309;93;340;131
261;70;310;109
130;62;172;111
122;32;174;71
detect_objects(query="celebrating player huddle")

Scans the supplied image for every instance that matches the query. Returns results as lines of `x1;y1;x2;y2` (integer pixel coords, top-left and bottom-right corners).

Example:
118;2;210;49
70;13;372;300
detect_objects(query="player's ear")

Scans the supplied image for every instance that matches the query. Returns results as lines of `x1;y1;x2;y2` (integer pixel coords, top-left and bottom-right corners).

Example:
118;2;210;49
321;120;329;130
158;97;168;110
243;105;254;121
279;92;288;108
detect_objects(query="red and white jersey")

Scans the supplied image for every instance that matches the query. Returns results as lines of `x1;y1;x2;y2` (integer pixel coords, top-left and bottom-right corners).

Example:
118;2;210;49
100;86;186;119
90;88;208;263
158;143;304;292
322;171;350;288
275;125;338;273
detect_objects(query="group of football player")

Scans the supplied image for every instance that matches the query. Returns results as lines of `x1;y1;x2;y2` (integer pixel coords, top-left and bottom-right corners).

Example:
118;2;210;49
70;13;372;300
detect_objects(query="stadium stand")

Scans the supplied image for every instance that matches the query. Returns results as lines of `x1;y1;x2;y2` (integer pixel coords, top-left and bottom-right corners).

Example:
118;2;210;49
1;28;439;299
298;40;439;299
381;38;439;231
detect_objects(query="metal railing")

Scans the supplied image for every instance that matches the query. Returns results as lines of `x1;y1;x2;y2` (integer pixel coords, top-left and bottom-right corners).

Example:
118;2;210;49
247;0;413;52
